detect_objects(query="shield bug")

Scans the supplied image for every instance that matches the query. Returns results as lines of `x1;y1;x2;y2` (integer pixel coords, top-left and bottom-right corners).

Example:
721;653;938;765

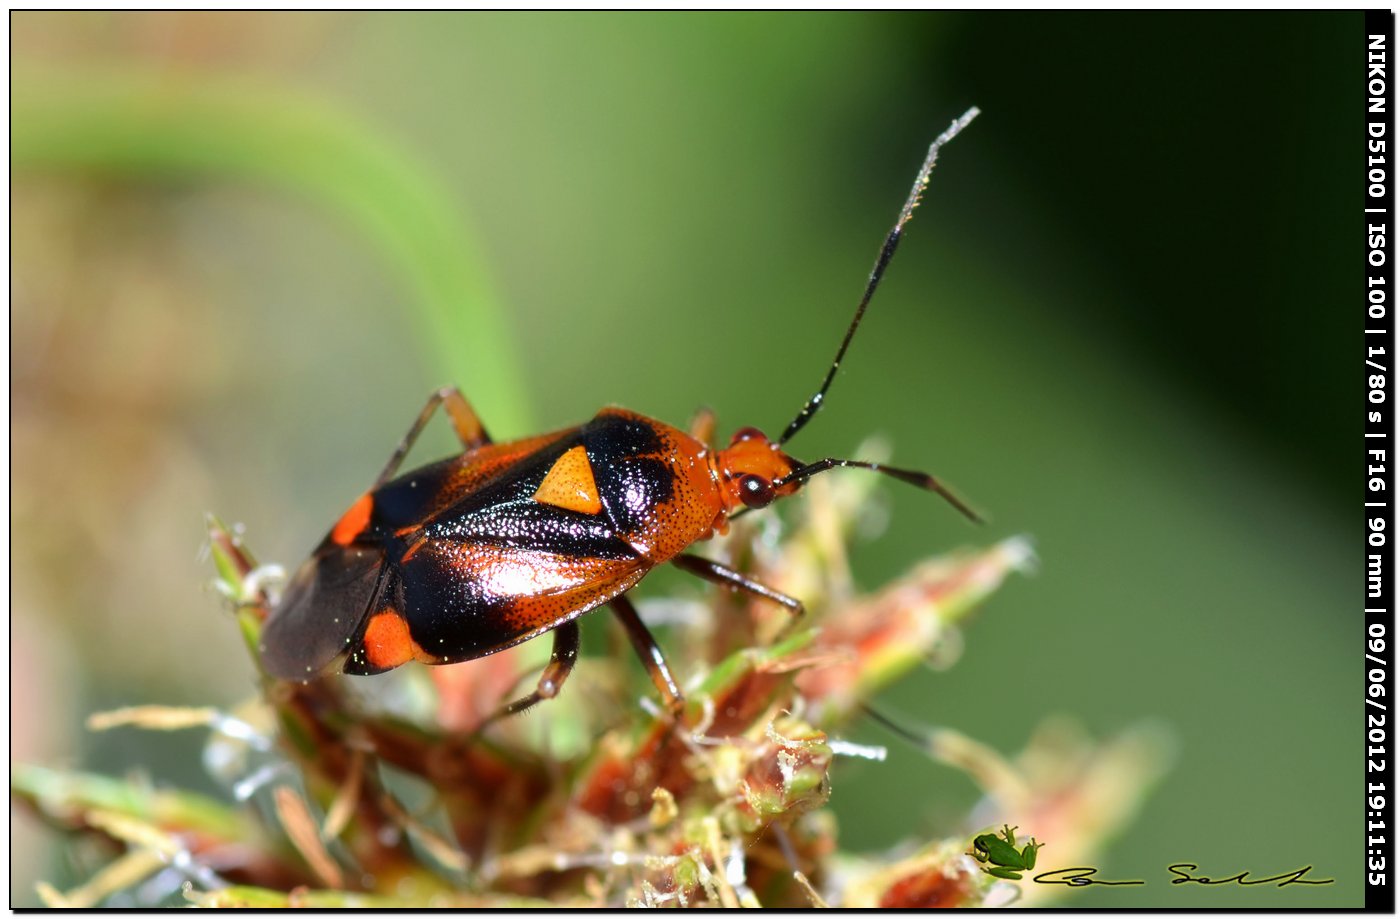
260;108;982;721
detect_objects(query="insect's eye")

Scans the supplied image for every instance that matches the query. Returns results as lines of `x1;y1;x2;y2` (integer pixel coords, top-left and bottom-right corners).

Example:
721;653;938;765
737;474;776;509
731;426;765;445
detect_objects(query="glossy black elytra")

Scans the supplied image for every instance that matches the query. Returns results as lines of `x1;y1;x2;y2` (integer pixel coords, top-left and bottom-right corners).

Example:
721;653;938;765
259;107;983;722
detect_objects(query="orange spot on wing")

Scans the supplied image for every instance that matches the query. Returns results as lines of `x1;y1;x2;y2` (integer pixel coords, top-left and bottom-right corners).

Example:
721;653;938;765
534;445;603;515
362;609;417;671
331;493;374;546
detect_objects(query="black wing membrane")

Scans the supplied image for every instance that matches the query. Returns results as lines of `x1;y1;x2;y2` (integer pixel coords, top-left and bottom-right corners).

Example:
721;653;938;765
259;546;386;679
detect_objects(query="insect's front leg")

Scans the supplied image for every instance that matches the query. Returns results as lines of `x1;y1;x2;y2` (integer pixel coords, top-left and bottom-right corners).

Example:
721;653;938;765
671;554;805;621
375;386;492;488
687;406;717;446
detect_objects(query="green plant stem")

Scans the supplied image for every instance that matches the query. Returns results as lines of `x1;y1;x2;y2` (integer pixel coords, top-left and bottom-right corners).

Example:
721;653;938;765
11;762;269;847
12;68;532;432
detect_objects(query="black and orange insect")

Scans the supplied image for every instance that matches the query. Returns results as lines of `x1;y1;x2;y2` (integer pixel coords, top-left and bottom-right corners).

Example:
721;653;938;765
260;108;982;720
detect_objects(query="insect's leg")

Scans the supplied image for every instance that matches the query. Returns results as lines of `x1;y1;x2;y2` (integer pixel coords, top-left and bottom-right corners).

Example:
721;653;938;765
687;406;717;446
608;595;685;715
482;620;581;724
375;386;492;487
672;554;805;622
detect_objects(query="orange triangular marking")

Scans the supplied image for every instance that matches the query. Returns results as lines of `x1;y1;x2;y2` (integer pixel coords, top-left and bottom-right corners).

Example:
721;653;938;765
534;445;603;515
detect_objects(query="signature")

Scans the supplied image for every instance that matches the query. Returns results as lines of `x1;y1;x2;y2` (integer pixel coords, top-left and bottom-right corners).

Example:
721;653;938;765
1032;867;1143;887
1032;864;1334;888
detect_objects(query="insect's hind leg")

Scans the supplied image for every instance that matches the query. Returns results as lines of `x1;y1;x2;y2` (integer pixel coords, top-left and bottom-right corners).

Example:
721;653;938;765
609;595;685;715
375;386;492;487
480;620;581;726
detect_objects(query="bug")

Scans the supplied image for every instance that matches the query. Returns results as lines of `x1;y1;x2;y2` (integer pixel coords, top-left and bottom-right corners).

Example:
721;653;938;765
259;107;982;721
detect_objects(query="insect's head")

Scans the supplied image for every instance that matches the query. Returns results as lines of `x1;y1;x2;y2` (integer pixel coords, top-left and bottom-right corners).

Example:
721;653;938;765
712;426;804;513
712;425;982;524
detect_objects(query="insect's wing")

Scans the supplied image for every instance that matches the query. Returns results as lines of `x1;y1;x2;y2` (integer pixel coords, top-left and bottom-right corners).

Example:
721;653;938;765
342;535;649;674
371;431;577;534
258;434;576;679
259;545;386;680
265;420;671;678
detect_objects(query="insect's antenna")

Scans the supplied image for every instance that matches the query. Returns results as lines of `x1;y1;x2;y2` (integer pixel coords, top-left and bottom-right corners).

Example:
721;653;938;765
859;703;929;750
773;456;983;523
777;106;980;447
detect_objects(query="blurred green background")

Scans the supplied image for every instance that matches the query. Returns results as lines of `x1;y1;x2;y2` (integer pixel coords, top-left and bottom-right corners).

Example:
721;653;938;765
11;11;1358;907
